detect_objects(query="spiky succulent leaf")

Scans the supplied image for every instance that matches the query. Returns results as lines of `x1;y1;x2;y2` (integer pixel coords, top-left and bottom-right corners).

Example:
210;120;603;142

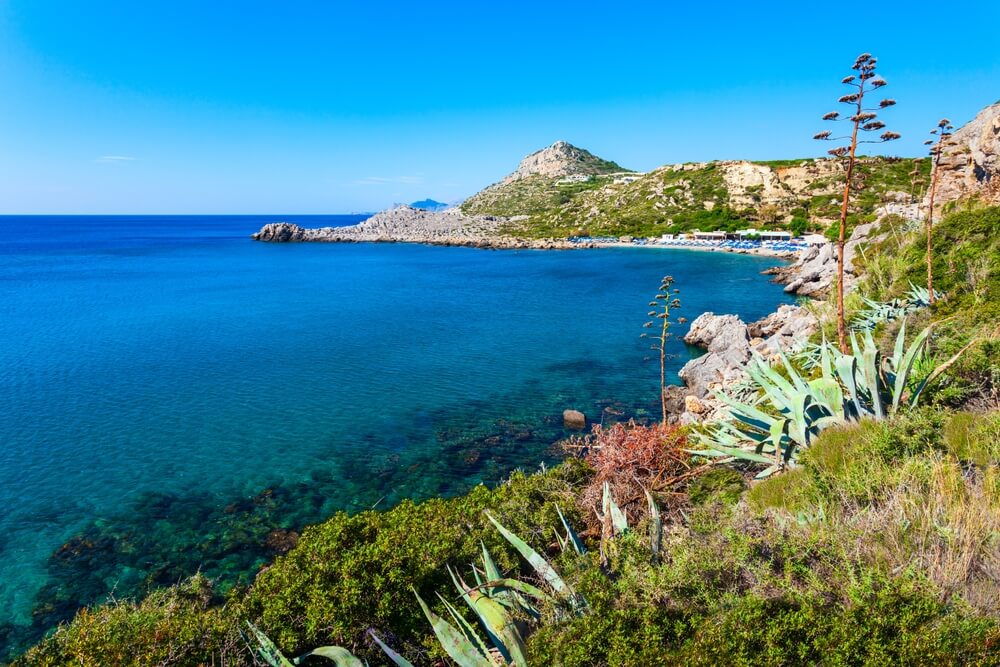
555;504;586;555
292;646;365;666
368;631;416;667
486;513;572;599
450;566;528;667
644;487;662;558
891;323;932;411
245;622;295;667
439;595;494;662
413;590;492;667
602;482;629;535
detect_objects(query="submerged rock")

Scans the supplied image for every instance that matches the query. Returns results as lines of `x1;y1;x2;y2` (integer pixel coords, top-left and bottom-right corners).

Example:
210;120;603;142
563;409;587;430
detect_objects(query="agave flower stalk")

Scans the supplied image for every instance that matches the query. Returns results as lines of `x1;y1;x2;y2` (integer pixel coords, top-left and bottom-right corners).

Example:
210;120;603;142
814;53;900;353
643;276;683;422
923;119;955;305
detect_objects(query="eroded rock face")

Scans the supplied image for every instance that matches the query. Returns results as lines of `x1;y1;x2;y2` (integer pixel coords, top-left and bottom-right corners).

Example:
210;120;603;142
252;222;313;242
720;159;843;209
930;100;1000;207
748;304;819;354
682;313;751;367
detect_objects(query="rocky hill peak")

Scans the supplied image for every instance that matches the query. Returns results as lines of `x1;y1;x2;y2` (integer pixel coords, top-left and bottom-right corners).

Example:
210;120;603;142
501;141;626;185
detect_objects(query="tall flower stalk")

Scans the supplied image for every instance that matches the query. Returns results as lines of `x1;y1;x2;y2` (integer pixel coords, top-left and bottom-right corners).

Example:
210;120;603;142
922;119;954;305
814;53;900;352
643;276;683;422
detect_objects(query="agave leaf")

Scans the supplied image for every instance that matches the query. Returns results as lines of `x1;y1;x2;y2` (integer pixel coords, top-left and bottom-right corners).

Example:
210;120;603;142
486;513;571;598
683;447;732;459
555;504;587;555
892;324;931;412
439;595;494;663
292;646;365;667
786;391;812;448
368;631;416;667
752;352;796;393
450;567;528;667
835;354;866;417
413;589;492;667
746;357;795;410
755;464;782;479
480;542;503;584
849;329;860;356
696;441;775;464
448;565;510;662
552;527;568;553
858;332;884;419
245;621;295;667
713;391;779;433
478;577;554;603
644;487;662;559
808;377;845;420
768;417;789;464
775;347;810;393
602;482;629;535
819;335;835;380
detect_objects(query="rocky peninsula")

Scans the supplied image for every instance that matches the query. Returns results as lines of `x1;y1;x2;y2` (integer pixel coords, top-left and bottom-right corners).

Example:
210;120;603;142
252;206;586;250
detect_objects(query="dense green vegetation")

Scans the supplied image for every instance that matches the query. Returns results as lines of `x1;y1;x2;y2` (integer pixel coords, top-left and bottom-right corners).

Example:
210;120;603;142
12;208;999;666
853;204;999;409
461;156;930;241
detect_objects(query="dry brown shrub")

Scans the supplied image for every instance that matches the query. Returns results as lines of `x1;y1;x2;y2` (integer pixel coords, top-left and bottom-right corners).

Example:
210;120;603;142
565;420;696;532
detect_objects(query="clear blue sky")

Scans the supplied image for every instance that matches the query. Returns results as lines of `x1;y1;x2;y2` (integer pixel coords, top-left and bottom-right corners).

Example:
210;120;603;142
1;1;998;214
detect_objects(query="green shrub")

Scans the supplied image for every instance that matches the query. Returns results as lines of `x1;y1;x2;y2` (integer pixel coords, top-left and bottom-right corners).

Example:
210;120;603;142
688;468;746;506
943;411;1000;467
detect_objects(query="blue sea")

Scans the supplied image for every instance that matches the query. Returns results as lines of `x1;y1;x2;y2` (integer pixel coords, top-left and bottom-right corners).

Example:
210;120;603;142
0;215;793;656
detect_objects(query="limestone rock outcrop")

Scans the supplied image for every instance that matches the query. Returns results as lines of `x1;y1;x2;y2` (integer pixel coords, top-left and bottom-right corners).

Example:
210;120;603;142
678;313;752;399
501;141;625;185
774;220;882;297
675;305;818;422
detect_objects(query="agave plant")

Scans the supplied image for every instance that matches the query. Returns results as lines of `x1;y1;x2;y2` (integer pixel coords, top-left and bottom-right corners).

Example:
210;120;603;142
244;501;674;667
906;282;942;307
695;321;933;476
244;621;370;667
851;282;943;330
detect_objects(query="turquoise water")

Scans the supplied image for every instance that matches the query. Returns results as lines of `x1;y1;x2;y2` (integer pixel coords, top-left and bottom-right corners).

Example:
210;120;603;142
0;215;793;655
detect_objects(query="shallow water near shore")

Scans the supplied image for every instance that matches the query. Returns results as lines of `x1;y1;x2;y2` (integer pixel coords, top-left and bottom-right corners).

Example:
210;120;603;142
0;215;793;656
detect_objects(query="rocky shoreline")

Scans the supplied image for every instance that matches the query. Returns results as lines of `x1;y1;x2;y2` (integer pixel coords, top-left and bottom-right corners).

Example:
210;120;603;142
252;206;801;257
252;206;585;250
